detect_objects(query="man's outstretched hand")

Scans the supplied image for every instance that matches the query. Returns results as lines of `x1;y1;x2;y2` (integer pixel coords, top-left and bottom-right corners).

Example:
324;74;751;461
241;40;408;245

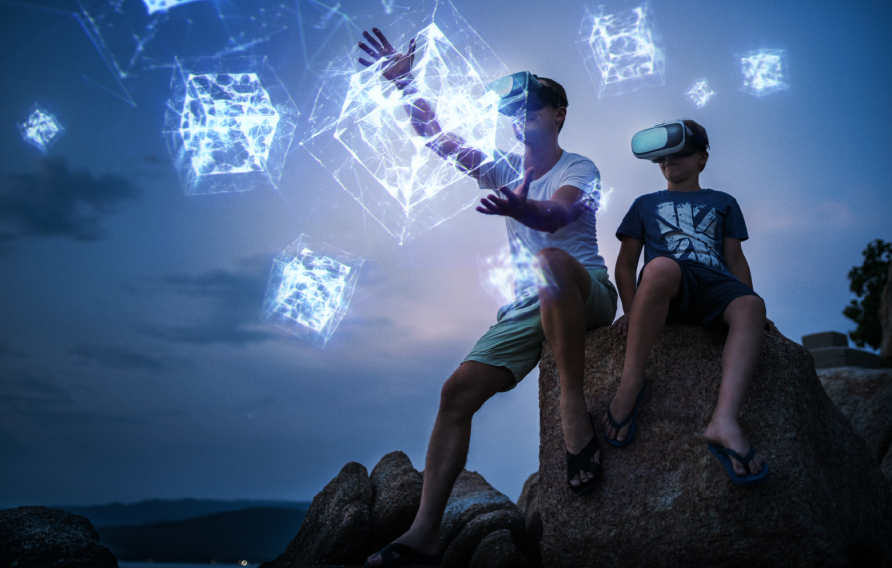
476;167;535;220
357;28;416;84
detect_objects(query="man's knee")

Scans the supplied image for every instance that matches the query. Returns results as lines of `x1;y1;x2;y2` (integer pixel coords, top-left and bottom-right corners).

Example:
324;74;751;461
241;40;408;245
639;257;681;295
536;247;588;299
439;362;510;415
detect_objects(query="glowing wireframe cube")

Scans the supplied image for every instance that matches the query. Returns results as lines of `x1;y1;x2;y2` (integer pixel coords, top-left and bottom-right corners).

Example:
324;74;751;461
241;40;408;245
164;57;298;195
262;235;364;346
142;0;204;14
577;2;665;98
685;79;715;108
478;244;556;307
302;1;523;244
18;105;63;153
740;49;789;97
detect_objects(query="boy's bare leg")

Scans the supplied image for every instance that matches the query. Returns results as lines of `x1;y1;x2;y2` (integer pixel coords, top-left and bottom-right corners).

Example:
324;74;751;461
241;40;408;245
703;295;767;476
604;257;681;442
366;361;512;565
537;248;601;488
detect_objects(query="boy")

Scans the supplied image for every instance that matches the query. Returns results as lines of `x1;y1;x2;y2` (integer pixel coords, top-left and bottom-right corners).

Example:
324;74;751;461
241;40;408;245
605;119;780;485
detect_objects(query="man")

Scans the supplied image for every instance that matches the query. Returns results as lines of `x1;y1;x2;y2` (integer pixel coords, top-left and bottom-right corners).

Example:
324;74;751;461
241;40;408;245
357;28;617;566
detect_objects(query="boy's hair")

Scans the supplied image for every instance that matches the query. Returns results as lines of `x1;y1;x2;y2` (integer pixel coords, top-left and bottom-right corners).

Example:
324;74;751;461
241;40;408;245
535;76;568;132
683;119;709;172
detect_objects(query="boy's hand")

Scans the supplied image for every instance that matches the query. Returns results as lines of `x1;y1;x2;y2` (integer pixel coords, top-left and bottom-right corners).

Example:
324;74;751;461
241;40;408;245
764;317;786;339
357;28;416;85
610;314;630;337
476;167;535;219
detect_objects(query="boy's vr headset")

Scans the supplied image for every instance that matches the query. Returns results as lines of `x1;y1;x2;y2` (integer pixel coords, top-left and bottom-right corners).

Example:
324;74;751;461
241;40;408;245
631;121;708;162
484;71;563;117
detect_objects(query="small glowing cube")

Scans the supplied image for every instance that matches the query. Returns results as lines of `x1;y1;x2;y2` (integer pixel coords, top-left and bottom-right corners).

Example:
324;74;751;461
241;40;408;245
740;49;789;96
142;0;205;14
18;105;63;153
262;235;363;346
685;79;715;108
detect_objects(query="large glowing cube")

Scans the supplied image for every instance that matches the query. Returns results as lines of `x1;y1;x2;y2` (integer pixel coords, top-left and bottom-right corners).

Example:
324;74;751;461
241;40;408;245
302;1;523;244
685;79;715;108
740;49;789;97
164;57;298;195
18;105;63;153
577;2;664;97
262;235;363;346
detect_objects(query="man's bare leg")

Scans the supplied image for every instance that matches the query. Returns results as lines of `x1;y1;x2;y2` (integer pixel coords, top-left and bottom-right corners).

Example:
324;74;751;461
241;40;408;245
537;248;601;488
604;257;680;443
366;361;512;565
704;295;767;476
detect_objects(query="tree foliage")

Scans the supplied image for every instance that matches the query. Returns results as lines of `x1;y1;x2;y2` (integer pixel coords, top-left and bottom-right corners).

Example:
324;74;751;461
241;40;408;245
843;239;892;349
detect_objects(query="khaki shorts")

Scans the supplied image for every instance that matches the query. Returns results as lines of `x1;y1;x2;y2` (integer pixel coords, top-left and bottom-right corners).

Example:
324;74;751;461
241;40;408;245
464;268;618;391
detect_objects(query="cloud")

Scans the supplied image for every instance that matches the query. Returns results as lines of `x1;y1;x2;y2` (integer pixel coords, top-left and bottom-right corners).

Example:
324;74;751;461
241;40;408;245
0;159;139;242
139;259;279;346
70;345;170;373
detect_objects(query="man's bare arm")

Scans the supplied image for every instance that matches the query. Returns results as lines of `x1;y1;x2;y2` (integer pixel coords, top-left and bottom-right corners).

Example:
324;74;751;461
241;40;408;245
358;28;486;177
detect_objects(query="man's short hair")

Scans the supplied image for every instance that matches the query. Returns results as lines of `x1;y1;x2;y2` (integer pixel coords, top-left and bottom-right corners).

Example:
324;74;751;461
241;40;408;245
535;76;568;132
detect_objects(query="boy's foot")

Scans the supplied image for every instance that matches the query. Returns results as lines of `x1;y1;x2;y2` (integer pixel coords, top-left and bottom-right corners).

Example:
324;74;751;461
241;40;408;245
365;530;439;567
704;419;765;477
603;378;645;444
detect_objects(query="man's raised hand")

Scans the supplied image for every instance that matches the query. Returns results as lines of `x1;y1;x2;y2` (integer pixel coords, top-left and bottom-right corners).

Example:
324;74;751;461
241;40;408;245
476;167;535;219
357;28;416;84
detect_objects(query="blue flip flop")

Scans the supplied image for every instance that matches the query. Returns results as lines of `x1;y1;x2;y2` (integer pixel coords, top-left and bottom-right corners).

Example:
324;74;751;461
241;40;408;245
707;442;770;486
605;380;646;447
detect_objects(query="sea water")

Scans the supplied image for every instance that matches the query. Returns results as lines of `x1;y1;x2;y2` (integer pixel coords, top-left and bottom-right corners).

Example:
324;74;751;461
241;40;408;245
119;563;260;568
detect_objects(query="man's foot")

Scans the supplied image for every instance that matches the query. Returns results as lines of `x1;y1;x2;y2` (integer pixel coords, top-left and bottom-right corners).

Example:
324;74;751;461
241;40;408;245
365;530;439;567
565;412;601;493
602;378;646;445
564;408;601;490
704;418;765;477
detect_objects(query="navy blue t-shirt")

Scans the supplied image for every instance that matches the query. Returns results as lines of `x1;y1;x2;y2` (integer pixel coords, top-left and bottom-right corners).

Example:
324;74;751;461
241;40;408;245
616;188;748;274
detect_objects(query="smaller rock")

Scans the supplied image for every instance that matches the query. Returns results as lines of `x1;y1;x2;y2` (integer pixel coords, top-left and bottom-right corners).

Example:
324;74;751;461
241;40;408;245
469;529;531;568
438;470;520;552
272;462;372;568
0;506;118;568
369;451;423;552
516;472;541;568
442;510;525;568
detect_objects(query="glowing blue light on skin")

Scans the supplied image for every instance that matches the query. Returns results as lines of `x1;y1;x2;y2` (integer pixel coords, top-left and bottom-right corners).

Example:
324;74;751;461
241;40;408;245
262;235;364;347
577;2;665;98
142;0;204;15
164;57;298;195
18;105;63;153
686;79;715;108
302;0;524;244
740;49;789;97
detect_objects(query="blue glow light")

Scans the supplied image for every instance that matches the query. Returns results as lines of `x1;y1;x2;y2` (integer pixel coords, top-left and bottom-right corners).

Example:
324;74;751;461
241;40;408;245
685;79;715;108
142;0;205;15
164;57;298;195
262;235;364;346
18;105;63;153
479;244;545;306
740;49;789;97
577;2;664;98
302;0;524;244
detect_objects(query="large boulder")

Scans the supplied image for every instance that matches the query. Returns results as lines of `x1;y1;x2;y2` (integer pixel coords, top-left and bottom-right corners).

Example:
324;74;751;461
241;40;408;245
369;451;424;552
538;325;892;568
818;366;892;480
0;506;118;568
881;263;892;362
271;462;372;568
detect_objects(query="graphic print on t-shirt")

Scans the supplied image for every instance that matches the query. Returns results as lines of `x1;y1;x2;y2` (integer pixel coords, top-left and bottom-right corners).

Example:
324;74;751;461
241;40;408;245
656;201;721;268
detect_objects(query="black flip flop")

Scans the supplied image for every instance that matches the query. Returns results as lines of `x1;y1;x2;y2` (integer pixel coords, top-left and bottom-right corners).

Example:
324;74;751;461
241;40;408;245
566;413;602;495
605;379;646;447
364;542;441;567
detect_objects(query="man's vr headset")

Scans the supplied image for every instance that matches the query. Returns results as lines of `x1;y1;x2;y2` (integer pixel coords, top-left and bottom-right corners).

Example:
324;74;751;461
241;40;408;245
631;121;708;162
484;71;564;117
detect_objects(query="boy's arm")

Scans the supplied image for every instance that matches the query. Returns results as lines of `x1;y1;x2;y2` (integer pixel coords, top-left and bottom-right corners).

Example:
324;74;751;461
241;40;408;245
723;237;784;336
609;237;644;337
358;29;486;178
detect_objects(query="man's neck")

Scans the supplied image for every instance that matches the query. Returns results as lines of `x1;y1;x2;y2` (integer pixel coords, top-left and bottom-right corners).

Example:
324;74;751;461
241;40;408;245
523;138;563;181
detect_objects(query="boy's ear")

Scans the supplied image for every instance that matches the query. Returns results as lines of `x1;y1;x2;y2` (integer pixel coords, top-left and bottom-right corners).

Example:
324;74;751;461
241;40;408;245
698;151;709;173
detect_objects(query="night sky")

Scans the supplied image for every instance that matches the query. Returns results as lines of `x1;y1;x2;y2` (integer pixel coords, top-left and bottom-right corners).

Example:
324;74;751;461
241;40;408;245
2;0;891;508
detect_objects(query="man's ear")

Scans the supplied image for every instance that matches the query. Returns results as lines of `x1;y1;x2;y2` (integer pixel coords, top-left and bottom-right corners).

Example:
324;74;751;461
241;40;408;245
555;106;567;131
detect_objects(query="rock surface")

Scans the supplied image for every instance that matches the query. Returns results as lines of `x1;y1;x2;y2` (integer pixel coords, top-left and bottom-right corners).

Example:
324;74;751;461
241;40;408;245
369;451;424;552
538;325;892;568
270;462;372;568
818;366;892;479
881;263;892;362
469;529;530;568
0;506;118;568
515;473;541;568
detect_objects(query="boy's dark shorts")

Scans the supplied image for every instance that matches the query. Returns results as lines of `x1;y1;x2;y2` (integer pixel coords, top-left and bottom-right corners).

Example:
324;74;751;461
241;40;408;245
639;257;761;331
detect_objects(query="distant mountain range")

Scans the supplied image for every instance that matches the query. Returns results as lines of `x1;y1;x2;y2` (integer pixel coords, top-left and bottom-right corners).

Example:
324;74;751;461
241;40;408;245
50;499;312;564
